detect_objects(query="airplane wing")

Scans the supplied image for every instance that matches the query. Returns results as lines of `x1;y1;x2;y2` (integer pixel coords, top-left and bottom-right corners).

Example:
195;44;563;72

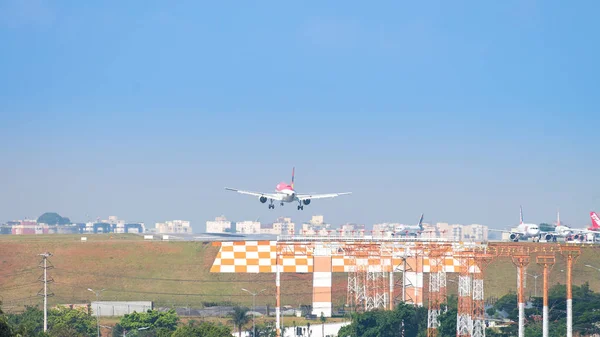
224;188;285;201
571;228;598;235
296;192;352;200
488;229;525;235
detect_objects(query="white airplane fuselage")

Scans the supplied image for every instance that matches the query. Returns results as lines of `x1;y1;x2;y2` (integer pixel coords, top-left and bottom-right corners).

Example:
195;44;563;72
509;223;540;241
277;188;296;203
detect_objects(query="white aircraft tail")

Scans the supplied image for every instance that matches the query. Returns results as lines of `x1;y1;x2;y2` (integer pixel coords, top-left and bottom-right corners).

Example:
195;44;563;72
519;205;524;224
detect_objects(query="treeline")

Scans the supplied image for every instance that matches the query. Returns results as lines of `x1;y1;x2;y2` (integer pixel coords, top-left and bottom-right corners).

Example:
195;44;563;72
0;304;237;337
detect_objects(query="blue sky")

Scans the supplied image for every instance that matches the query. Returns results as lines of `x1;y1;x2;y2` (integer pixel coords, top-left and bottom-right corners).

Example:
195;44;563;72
1;0;599;231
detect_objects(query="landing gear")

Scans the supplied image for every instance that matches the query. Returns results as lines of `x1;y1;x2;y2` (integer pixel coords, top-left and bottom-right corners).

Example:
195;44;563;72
297;205;304;210
280;202;284;206
268;199;275;209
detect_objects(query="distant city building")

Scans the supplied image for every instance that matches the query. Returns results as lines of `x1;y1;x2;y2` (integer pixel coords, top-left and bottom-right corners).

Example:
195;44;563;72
11;220;48;235
206;216;233;233
302;215;334;235
450;224;463;241
236;220;260;234
261;217;295;235
341;223;365;236
462;224;488;241
155;220;192;234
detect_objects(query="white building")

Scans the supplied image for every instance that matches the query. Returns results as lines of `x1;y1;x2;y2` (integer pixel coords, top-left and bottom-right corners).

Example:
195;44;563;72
155;220;192;234
301;216;331;236
206;216;232;233
341;223;365;236
462;224;489;241
236;221;260;234
268;217;295;235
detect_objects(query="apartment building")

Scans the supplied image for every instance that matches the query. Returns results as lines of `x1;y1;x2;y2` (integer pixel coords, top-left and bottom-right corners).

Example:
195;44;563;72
155;220;192;234
206;216;233;233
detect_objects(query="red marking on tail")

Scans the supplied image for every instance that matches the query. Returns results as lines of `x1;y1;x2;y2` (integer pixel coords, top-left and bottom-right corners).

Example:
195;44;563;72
291;167;295;190
590;212;600;230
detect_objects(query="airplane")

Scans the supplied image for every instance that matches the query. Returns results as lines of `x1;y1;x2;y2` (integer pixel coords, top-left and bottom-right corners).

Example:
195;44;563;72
225;167;351;210
491;206;541;242
537;211;600;242
391;213;425;237
569;211;600;241
541;211;573;242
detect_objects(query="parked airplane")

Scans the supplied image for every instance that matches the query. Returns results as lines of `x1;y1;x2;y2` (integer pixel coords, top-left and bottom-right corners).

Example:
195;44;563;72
542;211;572;242
491;206;541;242
225;167;351;210
541;211;600;242
570;211;600;241
391;213;425;237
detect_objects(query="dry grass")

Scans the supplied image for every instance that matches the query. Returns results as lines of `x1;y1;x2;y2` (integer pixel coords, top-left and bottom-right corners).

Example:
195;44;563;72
2;235;599;313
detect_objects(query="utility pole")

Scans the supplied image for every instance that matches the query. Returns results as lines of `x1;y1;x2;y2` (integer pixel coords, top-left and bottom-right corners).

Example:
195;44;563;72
37;252;54;333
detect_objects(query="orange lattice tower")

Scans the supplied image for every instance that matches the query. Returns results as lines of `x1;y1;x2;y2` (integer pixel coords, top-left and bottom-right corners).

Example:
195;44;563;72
455;249;475;337
471;251;494;337
536;254;555;337
511;254;530;337
426;243;452;337
560;245;581;337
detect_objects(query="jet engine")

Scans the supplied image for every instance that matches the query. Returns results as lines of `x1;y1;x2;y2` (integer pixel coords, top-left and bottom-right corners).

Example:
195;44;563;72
509;233;520;241
259;196;268;203
303;199;311;205
544;234;554;241
573;234;584;241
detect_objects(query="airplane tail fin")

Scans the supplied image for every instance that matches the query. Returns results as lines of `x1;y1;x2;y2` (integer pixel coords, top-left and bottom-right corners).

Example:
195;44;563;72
418;213;424;230
590;211;600;230
519;205;524;224
291;167;295;190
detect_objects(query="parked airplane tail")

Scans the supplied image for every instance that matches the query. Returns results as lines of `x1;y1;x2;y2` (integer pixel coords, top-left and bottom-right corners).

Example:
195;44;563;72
418;213;424;230
291;167;295;189
519;205;524;224
590;211;600;230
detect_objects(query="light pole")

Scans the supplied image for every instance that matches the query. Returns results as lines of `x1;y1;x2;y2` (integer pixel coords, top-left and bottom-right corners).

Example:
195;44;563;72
88;288;106;337
242;288;266;337
526;273;541;297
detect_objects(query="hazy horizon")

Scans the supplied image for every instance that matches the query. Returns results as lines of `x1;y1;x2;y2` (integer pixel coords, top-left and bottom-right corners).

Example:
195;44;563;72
2;1;599;232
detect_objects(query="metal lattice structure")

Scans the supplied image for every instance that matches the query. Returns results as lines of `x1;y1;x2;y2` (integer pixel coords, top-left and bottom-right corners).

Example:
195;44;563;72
456;250;475;337
472;252;494;337
209;239;584;337
426;244;452;337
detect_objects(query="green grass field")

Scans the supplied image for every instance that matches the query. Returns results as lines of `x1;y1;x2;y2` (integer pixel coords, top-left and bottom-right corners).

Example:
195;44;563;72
1;234;599;313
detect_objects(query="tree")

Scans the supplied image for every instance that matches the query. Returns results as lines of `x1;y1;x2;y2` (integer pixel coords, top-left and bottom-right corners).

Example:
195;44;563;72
37;212;71;225
119;309;179;333
6;305;44;336
48;306;96;336
337;303;427;337
0;302;13;337
171;322;232;337
539;223;555;232
229;306;250;337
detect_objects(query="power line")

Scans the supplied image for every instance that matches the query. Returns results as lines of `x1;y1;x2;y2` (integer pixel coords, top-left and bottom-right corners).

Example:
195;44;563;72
53;268;316;283
0;281;39;291
53;281;345;297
